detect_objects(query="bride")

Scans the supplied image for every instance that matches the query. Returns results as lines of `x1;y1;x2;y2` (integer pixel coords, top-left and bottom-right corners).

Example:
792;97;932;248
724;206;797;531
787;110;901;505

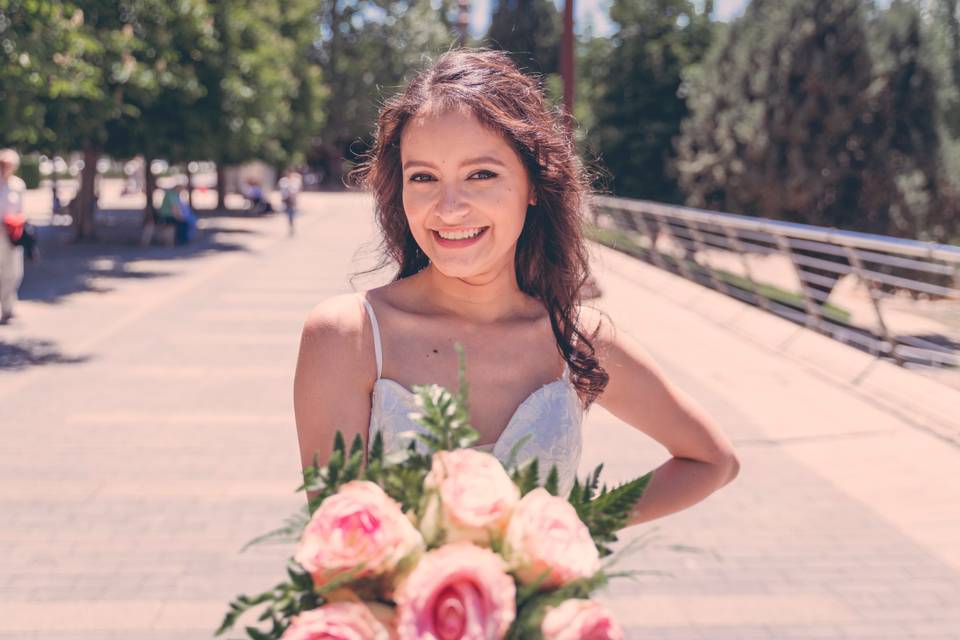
294;48;739;528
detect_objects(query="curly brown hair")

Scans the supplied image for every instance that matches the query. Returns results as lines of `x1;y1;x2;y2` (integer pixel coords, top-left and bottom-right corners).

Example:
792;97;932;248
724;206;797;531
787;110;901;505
350;48;608;407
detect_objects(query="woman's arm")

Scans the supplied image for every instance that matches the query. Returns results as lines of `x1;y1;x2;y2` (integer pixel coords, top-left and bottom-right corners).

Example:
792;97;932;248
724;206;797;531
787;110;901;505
587;309;740;528
293;294;377;504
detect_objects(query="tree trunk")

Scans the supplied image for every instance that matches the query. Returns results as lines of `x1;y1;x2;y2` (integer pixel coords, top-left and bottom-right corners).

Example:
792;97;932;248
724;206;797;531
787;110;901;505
144;155;157;218
73;146;99;242
51;162;59;212
323;142;344;189
185;162;195;211
216;162;227;210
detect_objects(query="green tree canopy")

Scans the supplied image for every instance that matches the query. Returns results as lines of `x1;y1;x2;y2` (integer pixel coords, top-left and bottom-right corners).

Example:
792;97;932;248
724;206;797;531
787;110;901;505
590;0;715;202
486;0;561;75
675;0;957;242
2;0;327;228
313;0;456;186
0;1;101;149
35;0;193;238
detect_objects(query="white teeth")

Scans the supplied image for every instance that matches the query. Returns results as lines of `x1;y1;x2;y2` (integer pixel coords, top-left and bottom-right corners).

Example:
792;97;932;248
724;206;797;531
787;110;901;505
437;227;484;240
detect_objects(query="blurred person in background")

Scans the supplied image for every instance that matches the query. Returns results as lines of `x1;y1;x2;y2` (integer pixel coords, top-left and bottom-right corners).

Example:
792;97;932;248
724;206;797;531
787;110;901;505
0;148;27;324
243;177;273;215
157;183;196;246
175;181;198;245
279;168;302;236
121;158;144;196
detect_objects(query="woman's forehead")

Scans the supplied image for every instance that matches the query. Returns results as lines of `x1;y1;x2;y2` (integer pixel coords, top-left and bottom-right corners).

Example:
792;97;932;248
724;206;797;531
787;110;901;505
405;106;485;138
401;107;518;163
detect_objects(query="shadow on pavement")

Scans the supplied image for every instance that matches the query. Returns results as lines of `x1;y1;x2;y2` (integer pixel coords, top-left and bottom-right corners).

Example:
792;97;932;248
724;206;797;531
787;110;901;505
19;208;265;305
0;338;91;370
195;207;276;219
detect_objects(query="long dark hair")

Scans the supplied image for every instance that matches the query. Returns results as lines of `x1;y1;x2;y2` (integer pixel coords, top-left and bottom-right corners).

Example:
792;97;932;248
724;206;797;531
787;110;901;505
350;48;608;407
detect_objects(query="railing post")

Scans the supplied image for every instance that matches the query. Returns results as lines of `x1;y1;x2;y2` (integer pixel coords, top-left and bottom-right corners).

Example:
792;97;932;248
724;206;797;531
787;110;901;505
687;221;731;296
841;243;901;364
654;215;700;283
720;225;772;313
773;233;825;333
635;210;671;272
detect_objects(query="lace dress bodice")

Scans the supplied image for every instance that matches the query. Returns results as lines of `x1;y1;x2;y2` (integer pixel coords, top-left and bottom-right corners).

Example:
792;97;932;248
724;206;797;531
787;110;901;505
361;295;585;494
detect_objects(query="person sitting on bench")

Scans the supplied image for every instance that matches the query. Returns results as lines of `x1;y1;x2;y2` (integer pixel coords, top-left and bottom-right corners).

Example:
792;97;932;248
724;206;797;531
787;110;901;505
243;178;273;214
141;186;185;246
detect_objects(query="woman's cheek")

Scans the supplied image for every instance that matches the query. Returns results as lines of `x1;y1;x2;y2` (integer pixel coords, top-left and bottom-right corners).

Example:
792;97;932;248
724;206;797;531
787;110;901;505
402;189;434;233
479;190;526;237
402;187;431;214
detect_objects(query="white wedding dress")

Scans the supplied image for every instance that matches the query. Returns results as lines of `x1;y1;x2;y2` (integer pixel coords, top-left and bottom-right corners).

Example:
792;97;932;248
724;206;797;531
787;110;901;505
360;296;585;494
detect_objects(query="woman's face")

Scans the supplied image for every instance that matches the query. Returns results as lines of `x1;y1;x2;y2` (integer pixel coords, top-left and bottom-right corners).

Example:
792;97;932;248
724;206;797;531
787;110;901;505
400;107;536;280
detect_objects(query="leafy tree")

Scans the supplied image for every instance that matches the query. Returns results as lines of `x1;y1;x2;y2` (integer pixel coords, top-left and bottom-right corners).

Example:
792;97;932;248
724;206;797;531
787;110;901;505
919;0;960;211
2;0;326;230
273;0;327;170
863;0;957;242
573;32;612;139
934;0;960;135
36;0;174;240
590;0;715;202
21;0;223;236
675;0;959;307
312;0;456;187
486;0;561;75
0;1;101;149
103;0;218;215
199;0;303;208
676;0;958;241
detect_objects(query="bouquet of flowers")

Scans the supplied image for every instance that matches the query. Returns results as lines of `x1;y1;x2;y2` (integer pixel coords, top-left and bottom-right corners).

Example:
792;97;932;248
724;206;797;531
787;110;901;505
218;347;651;639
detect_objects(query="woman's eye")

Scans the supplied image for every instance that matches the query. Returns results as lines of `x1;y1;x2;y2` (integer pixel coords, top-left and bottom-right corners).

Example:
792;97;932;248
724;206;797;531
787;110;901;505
469;170;497;180
409;173;435;183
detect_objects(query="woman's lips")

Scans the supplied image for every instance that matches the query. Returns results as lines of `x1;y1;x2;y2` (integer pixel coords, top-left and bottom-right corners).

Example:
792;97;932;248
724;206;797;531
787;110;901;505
432;226;489;248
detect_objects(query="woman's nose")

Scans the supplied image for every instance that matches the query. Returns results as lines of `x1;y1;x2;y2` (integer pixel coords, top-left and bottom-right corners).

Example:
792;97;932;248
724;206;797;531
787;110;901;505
437;183;469;221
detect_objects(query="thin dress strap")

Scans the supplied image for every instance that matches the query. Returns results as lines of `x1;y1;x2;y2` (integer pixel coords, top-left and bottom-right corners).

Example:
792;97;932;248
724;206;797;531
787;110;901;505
360;296;383;380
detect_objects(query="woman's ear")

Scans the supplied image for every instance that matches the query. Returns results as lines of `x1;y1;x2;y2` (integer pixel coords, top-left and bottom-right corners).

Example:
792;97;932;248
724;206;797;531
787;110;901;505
528;188;537;206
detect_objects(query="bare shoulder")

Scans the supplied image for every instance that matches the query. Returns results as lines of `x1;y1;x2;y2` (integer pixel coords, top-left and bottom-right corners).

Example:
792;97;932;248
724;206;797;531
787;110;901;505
302;292;380;366
303;292;365;337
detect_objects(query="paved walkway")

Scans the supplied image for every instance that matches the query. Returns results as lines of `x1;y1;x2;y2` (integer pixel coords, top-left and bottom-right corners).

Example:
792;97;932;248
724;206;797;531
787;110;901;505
1;191;959;639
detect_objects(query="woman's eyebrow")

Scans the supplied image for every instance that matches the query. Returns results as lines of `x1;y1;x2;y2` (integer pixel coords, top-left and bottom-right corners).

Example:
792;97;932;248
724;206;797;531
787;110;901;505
462;156;506;167
402;156;507;170
402;160;437;170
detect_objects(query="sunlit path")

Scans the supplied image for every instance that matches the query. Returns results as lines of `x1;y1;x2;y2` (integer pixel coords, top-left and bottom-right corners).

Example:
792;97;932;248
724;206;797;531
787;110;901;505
1;190;958;638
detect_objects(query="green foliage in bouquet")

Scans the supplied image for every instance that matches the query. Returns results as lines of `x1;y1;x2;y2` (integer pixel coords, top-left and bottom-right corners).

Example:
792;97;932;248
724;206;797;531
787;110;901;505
217;345;651;639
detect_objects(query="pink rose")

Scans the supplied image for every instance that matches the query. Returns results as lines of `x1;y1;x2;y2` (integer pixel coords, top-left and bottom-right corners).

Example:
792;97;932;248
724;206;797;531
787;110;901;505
395;542;516;640
280;602;391;640
324;589;398;634
295;481;424;588
420;449;520;546
503;488;600;589
541;599;624;640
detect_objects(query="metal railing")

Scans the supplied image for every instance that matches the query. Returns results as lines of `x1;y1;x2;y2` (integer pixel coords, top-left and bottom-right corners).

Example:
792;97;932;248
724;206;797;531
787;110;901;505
589;196;960;379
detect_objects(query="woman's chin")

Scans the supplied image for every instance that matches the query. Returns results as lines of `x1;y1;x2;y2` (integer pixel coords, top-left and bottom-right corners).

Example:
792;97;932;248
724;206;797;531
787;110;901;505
428;259;496;282
424;245;518;283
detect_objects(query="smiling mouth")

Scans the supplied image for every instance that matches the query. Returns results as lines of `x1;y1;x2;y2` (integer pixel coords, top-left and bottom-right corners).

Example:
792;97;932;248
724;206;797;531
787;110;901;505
432;226;489;246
